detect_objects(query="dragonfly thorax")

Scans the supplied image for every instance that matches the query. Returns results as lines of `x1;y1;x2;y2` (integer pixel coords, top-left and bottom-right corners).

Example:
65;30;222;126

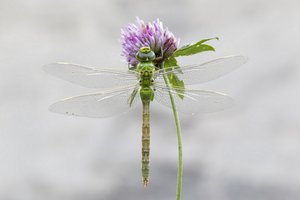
139;67;155;88
136;47;156;88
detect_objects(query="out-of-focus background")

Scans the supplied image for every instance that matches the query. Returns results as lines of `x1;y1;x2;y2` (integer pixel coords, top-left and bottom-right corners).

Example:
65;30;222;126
1;0;300;199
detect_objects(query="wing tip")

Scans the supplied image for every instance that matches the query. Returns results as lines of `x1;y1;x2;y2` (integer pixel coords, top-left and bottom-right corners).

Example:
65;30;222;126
43;62;69;72
48;102;61;113
48;102;77;117
222;55;248;63
42;63;52;73
237;55;248;64
43;62;58;74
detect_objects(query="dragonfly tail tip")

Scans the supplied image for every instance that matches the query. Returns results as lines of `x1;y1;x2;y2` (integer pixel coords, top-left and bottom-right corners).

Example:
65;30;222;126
143;180;148;188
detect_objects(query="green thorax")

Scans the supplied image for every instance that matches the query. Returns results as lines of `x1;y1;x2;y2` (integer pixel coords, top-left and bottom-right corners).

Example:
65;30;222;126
136;47;156;102
136;47;155;88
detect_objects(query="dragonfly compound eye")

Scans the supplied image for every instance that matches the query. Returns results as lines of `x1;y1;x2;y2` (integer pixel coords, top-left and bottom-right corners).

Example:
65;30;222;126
136;46;156;62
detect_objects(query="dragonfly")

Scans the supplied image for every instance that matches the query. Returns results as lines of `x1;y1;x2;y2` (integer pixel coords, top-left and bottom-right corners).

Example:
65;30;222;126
44;46;247;187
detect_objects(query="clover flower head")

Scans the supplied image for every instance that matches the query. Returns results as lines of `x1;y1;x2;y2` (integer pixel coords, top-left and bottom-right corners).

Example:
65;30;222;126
121;17;179;67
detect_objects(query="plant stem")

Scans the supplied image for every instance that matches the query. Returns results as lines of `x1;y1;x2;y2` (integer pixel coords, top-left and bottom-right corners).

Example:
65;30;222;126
162;72;183;200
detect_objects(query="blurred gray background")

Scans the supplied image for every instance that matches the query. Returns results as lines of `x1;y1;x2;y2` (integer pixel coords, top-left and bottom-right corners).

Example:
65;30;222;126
1;0;300;199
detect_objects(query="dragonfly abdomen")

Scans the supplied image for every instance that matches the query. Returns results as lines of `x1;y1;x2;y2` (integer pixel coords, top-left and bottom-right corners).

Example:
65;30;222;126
142;101;150;187
140;87;154;187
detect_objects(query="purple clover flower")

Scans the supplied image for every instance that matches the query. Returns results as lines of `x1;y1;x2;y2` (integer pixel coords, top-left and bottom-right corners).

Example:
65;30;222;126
121;18;179;67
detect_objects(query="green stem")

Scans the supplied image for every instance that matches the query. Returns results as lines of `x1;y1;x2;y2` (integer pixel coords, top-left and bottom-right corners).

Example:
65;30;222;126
162;68;183;200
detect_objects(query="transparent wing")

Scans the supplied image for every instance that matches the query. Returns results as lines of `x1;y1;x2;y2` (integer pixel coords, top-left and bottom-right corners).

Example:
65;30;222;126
49;85;140;118
156;56;247;85
154;86;234;115
43;62;138;88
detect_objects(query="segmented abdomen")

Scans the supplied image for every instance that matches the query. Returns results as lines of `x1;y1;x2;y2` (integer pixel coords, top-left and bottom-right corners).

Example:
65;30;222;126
142;101;150;187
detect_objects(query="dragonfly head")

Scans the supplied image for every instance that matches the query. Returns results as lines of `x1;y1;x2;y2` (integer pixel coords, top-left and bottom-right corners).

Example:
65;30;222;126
136;46;156;62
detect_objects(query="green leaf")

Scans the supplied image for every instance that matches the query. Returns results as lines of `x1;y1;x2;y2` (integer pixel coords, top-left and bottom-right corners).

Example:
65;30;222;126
164;56;178;70
173;37;218;57
164;56;184;74
164;57;185;100
167;73;185;100
128;87;139;107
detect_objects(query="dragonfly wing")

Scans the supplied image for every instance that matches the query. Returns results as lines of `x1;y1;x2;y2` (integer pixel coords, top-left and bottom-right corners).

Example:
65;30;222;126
49;85;140;118
156;56;247;85
44;62;138;88
154;86;234;115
